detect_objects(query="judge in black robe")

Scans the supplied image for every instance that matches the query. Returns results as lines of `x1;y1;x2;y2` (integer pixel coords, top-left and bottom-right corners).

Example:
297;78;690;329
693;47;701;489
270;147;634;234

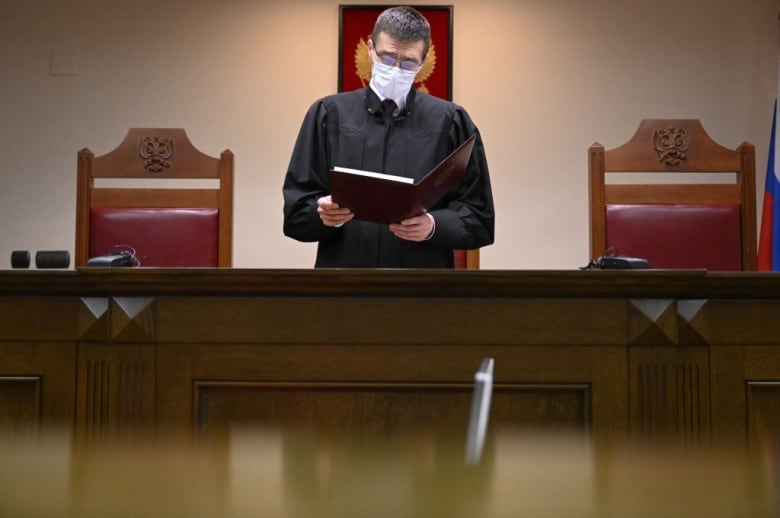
282;9;494;268
283;86;495;269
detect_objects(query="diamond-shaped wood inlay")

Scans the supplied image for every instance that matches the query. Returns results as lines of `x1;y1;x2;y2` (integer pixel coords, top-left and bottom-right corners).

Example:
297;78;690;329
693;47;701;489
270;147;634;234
110;297;155;342
78;297;109;341
629;299;677;346
677;299;710;345
629;299;711;346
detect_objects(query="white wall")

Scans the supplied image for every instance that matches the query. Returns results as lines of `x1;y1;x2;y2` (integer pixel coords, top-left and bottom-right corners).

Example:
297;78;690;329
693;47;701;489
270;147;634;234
1;0;778;269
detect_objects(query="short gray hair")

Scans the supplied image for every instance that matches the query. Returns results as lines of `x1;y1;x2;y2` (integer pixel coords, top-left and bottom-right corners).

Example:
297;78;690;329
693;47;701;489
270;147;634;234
371;6;431;59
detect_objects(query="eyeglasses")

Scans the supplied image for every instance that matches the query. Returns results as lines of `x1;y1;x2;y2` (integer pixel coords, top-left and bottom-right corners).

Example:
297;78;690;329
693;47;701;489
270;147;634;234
372;48;421;72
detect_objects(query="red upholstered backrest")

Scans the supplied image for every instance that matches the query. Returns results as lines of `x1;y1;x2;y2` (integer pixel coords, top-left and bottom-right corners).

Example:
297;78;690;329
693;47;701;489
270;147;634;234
90;208;219;267
453;249;466;269
605;203;742;270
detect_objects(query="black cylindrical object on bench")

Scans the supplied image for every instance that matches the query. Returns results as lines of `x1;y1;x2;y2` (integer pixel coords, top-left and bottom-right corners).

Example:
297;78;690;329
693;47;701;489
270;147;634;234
11;250;31;269
35;250;71;269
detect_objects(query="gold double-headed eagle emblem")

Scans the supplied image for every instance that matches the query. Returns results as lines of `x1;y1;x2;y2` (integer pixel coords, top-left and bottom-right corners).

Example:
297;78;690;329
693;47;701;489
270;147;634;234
353;36;437;94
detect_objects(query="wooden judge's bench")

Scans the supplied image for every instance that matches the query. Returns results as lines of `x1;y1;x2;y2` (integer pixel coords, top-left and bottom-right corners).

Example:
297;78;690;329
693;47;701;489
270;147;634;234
2;268;780;445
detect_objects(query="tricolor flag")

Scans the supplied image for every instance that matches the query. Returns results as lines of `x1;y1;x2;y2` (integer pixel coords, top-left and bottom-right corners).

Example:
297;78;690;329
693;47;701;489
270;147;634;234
758;101;780;271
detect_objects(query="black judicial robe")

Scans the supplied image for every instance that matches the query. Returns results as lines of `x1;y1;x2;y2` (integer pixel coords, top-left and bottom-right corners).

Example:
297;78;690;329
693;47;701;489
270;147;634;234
282;87;495;268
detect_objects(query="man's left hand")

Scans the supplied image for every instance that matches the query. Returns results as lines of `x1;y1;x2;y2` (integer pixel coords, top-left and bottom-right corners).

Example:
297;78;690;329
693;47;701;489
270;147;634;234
389;212;435;242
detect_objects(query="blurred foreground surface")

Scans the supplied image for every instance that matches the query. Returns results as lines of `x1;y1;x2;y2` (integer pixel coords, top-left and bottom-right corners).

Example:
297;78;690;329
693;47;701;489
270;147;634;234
0;428;778;517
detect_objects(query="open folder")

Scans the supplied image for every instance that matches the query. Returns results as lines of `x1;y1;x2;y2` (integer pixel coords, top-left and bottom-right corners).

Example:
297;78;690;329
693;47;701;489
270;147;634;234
329;134;477;224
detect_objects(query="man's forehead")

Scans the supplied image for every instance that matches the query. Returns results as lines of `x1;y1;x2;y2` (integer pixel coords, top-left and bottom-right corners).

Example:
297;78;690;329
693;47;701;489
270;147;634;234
374;32;425;55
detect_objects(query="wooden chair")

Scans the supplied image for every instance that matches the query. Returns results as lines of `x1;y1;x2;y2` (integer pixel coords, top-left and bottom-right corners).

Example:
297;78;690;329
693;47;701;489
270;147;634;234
75;128;233;267
454;249;480;269
588;119;757;271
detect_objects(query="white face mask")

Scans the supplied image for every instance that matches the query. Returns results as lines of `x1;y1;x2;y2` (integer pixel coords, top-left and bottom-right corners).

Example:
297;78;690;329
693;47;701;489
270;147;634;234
371;60;417;106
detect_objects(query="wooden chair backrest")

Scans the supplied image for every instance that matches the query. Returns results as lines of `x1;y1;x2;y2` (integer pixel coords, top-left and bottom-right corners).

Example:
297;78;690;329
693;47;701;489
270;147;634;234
588;119;756;270
75;128;233;267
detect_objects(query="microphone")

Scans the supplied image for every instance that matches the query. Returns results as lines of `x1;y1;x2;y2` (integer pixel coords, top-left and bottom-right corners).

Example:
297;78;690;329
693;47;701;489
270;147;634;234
35;250;71;269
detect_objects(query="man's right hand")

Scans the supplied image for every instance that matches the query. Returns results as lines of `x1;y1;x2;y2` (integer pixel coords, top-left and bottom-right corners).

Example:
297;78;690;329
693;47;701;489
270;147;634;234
317;195;354;227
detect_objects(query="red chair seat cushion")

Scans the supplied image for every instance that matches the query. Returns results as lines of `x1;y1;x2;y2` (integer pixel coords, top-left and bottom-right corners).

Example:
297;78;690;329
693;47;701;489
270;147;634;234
90;208;219;267
605;204;742;270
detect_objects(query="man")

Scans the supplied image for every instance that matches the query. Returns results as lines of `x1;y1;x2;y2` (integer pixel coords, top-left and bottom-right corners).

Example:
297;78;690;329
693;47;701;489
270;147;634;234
283;6;494;268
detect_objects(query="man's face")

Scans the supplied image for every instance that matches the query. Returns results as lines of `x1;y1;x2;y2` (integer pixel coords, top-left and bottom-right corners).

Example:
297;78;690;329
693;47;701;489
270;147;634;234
368;31;425;71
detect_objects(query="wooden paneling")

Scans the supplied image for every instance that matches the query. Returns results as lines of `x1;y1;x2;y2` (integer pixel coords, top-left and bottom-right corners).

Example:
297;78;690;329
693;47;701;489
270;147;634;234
1;269;779;445
746;382;780;442
0;377;40;431
155;296;628;345
0;342;76;430
0;297;79;341
709;345;748;441
629;346;710;444
156;342;626;441
76;343;156;440
708;300;780;345
711;344;780;442
194;382;591;437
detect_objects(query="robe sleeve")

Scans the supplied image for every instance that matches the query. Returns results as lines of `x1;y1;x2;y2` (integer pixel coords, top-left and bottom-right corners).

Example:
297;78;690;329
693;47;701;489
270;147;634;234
282;100;342;243
426;106;495;250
